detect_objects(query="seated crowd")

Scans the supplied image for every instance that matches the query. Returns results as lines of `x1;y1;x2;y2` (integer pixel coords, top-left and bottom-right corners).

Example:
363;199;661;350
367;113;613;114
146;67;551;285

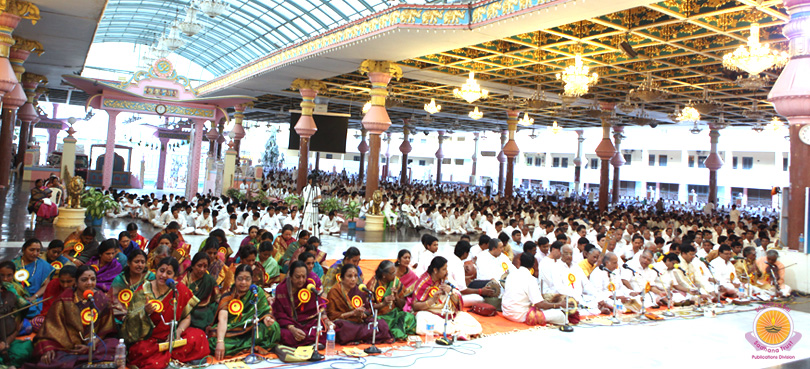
2;170;791;368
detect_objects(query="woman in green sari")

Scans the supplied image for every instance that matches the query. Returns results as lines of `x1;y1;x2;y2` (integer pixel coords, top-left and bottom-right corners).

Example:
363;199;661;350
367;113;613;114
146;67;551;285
210;264;280;360
182;252;218;329
365;260;417;340
111;249;154;321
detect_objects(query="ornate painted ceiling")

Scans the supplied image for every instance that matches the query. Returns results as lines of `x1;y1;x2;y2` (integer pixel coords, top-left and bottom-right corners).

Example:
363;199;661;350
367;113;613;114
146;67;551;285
242;0;789;134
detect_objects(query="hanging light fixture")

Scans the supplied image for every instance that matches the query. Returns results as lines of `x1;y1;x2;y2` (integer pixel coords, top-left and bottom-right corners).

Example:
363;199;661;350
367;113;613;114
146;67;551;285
549;121;562;134
689;122;702;134
555;51;598;97
766;116;784;131
196;0;230;18
424;98;441;114
629;72;669;102
151;43;170;59
676;105;701;123
468;106;483;120
526;86;554;109
362;101;371;114
752;123;765;133
178;6;204;37
529;129;538;139
722;23;788;76
160;23;185;51
518;112;534;126
453;71;489;103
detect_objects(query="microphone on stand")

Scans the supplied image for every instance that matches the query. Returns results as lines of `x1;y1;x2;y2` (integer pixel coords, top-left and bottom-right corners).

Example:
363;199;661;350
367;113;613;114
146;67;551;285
622;263;637;276
250;284;259;297
82;290;95;302
166;278;178;290
650;266;661;276
358;284;370;293
445;282;460;291
244;283;262;364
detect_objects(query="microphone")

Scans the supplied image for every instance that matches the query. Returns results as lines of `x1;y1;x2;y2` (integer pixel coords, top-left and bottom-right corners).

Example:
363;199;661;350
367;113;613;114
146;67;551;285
358;284;370;293
250;284;259;297
445;282;460;290
598;265;613;275
306;283;318;294
82;290;94;302
622;263;637;276
166;278;177;290
650;266;661;276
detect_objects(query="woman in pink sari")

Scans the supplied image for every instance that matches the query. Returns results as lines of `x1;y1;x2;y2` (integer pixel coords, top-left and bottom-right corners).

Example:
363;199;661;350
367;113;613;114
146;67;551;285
395;250;418;301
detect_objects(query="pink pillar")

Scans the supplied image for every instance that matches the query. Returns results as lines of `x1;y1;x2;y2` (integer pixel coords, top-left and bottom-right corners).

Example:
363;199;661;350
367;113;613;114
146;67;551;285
610;126;625;204
399;124;411;185
46;128;58;154
595;115;616;212
294;87;319;193
359;60;400;199
186;119;205;198
358;134;368;182
768;0;810;250
471;132;479;185
102;110;120;189
156;137;170;190
503;110;520;198
704;125;724;205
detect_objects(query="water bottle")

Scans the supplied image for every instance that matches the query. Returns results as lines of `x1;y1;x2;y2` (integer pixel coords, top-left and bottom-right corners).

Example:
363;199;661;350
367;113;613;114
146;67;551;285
325;324;336;357
425;324;435;345
114;338;127;369
799;233;805;248
616;302;624;317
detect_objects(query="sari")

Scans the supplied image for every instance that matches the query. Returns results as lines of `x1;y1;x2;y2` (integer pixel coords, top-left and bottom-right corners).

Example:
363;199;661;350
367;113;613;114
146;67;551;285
322;260;363;296
326;283;392;344
208;257;234;290
12;257;54;318
395;267;418;297
131;233;147;251
239;236;259;249
62;238;98;264
408;273;482;337
0;287;32;368
272;277;327;347
207;288;280;356
121;239;141;259
257;256;280;282
86;256;123;292
111;270;155;322
31;278;66;331
146;230;185;254
122;281;208;369
182;271;218;330
41;254;72;279
28;288;118;369
365;276;417;340
277;241;301;273
271;236;296;262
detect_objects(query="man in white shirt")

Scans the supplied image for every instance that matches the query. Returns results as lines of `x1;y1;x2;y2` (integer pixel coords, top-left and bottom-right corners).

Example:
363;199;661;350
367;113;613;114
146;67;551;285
444;241;496;305
553;245;594;307
589;252;633;309
502;252;566;325
475;237;516;281
433;209;449;235
194;208;213;235
621;250;666;308
538;241;563;296
400;199;420;229
412;234;439;277
729;204;741;224
321;210;344;235
534;237;550;265
468;234;491;262
709;244;741;299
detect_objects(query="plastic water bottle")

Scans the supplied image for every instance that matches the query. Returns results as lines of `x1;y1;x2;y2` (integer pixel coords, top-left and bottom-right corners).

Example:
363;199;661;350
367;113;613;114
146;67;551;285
425;324;435;345
114;338;127;369
800;233;805;248
325;324;336;357
616;302;625;317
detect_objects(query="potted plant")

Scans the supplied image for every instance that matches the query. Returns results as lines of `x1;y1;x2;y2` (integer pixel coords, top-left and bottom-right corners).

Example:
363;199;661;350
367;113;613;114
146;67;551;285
320;197;343;215
226;188;246;202
343;200;361;230
81;188;119;226
284;194;304;210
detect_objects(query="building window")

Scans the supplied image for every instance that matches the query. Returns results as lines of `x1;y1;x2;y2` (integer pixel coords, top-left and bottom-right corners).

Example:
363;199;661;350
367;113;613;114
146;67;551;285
658;155;667;167
442;158;451;165
325;154;333;159
784;157;788;171
353;156;360;162
698;156;707;169
552;157;560;167
526;157;533;166
457;137;466;142
455;159;464;165
561;158;569;168
733;156;738;169
420;139;427;144
688;156;695;167
418;160;426;166
742;157;753;170
623;153;632;165
649;154;655;166
590;158;599;169
535;157;543;167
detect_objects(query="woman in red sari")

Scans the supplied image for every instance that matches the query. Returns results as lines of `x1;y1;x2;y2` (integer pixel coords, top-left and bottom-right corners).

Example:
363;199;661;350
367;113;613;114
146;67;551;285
395;249;418;295
29;265;118;368
31;266;76;332
272;260;332;347
122;257;208;369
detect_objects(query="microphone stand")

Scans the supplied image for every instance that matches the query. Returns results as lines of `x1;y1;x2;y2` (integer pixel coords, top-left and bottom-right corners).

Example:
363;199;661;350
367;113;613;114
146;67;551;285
364;290;382;354
559;296;574;332
309;291;324;362
662;278;675;318
436;288;454;345
244;289;262;364
167;285;178;369
607;270;620;325
704;262;721;308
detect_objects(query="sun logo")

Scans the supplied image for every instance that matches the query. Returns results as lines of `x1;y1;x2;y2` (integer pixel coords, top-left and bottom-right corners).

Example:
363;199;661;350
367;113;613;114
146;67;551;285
746;306;802;351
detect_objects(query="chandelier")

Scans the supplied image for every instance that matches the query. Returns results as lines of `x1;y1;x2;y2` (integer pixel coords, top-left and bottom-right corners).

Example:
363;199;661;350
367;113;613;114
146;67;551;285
160;24;185;51
736;75;769;90
528;129;538;139
526;86;554;109
689;122;702;134
556;52;598;97
676;106;701;123
178;6;204;37
691;89;721;115
744;101;766;121
424;98;441;114
362;101;371;114
196;0;230;18
453;71;488;103
712;113;729;130
518;112;534;126
766;116;784;131
631;107;655;126
468;106;483;120
549;121;563;134
616;94;638;114
151;43;170;59
629;72;669;102
722;23;788;76
752;123;764;133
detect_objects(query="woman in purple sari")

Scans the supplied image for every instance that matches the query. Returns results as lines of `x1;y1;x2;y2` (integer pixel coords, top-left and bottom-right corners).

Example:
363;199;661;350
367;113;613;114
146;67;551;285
86;239;123;292
272;260;332;347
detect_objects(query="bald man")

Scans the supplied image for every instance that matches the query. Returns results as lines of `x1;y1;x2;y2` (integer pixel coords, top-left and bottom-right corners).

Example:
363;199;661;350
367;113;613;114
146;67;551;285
589;252;633;311
553;245;594;307
621;250;667;309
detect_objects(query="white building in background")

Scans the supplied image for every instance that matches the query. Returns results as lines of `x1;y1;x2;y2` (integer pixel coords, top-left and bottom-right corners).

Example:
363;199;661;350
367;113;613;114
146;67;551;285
280;125;789;209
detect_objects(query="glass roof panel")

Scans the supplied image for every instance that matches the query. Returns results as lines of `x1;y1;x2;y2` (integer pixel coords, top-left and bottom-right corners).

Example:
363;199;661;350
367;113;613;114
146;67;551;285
92;0;393;77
